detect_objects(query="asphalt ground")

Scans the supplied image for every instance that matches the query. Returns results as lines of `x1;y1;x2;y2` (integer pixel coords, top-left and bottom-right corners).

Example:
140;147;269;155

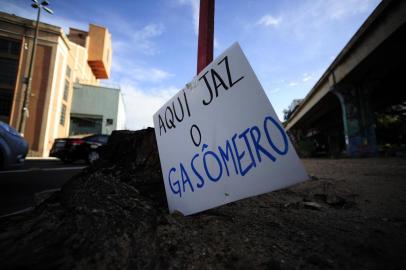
0;158;86;216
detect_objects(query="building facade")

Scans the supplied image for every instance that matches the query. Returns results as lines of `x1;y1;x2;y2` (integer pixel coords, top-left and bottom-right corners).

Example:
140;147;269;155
0;11;116;157
70;83;126;136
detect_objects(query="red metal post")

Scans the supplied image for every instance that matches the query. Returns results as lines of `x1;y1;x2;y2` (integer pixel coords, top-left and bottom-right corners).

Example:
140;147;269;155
197;0;215;74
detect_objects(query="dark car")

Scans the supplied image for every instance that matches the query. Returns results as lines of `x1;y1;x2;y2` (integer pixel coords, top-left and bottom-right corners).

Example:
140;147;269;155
0;121;28;170
50;134;109;164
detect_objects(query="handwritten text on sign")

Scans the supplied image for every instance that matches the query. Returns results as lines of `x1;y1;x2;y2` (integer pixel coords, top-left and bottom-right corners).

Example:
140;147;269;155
153;43;307;215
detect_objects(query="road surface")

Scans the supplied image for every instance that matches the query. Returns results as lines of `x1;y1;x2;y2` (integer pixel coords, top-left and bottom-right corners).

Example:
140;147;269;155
0;158;86;216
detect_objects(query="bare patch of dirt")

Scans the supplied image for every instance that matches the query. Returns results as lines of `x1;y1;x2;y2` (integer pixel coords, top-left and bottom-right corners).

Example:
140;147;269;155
0;129;405;269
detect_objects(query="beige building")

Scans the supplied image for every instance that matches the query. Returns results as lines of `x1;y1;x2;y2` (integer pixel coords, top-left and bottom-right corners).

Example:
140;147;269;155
0;11;112;157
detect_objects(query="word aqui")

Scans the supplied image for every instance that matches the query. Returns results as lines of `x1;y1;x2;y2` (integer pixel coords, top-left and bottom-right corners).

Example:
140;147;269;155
157;90;191;136
167;115;289;198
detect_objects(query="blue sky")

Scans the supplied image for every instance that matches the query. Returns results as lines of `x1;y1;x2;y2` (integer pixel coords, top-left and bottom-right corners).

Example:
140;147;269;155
1;0;380;129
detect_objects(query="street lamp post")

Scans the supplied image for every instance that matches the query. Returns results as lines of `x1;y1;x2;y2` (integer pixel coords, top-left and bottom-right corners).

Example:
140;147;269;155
18;0;53;135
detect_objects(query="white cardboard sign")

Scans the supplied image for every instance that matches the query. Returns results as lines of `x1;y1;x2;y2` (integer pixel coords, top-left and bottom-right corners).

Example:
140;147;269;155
153;43;307;215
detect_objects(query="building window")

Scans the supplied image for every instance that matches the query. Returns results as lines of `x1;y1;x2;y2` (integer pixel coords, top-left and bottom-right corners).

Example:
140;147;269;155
0;90;12;117
63;79;69;101
0;39;20;56
69;116;102;135
106;118;113;125
0;58;19;87
0;38;21;121
66;66;71;78
60;104;66;126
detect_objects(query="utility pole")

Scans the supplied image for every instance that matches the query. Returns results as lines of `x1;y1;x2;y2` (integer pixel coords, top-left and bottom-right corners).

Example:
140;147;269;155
18;0;53;135
196;0;215;74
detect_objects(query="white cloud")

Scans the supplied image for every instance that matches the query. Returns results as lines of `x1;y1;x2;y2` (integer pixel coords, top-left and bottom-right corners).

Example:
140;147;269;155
307;0;379;20
177;0;200;34
272;0;380;41
268;87;281;94
130;67;173;83
97;10;165;56
111;54;173;84
109;21;173;130
120;84;179;130
110;61;175;129
213;37;219;49
288;82;298;87
327;0;379;19
286;73;315;87
138;23;164;38
302;73;313;82
257;15;281;27
122;23;165;56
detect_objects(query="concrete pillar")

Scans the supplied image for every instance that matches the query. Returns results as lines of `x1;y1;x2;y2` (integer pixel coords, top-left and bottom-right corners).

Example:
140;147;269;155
333;86;378;157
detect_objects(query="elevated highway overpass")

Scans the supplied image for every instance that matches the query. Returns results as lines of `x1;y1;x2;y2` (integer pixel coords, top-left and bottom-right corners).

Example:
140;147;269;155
285;0;406;157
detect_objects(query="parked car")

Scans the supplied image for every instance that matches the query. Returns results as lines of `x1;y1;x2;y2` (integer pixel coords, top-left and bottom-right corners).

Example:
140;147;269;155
0;121;28;170
50;134;109;164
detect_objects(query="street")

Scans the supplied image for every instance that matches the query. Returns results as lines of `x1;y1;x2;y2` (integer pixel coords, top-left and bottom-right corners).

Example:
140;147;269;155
0;158;86;217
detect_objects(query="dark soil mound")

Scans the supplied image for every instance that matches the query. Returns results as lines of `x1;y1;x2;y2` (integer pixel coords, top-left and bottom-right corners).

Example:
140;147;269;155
1;128;405;269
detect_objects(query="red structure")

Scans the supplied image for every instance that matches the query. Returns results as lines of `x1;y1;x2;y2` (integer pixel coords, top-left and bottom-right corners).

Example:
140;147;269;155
197;0;215;74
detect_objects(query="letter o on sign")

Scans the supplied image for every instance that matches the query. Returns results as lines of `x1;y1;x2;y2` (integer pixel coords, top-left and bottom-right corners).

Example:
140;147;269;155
190;124;201;147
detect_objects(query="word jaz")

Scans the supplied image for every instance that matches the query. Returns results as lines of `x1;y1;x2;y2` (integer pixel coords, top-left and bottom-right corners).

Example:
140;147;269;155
199;56;244;106
157;55;244;137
